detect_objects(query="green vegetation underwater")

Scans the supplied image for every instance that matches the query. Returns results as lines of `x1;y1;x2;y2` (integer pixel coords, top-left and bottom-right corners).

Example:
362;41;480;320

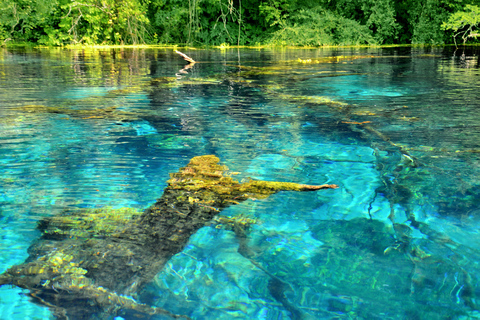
0;45;480;319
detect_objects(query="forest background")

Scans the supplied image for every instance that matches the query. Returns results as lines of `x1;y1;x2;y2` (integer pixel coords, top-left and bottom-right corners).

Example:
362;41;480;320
0;0;479;47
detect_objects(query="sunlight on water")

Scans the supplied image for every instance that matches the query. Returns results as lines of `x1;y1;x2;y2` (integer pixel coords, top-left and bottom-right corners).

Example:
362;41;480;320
1;46;480;319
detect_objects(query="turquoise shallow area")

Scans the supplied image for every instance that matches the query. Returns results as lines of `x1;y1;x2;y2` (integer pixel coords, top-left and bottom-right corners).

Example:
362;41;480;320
1;46;480;319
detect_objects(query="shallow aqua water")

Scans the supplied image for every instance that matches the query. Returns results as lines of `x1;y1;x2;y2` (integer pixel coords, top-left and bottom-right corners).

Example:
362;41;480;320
1;46;480;319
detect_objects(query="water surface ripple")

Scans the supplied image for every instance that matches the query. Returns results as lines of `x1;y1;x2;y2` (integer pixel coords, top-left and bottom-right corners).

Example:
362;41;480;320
1;46;480;319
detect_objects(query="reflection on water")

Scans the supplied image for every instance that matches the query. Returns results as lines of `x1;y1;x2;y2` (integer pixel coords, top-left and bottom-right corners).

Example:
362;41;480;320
1;46;480;319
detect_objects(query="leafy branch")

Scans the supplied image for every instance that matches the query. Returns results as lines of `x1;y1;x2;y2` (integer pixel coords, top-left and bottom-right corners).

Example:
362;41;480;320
442;4;480;47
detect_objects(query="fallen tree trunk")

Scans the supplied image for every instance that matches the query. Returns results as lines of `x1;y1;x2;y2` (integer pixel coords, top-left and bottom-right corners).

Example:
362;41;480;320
0;155;337;319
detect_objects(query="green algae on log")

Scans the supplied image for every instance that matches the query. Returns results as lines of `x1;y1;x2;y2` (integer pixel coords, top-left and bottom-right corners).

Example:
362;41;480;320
15;104;141;122
0;155;337;320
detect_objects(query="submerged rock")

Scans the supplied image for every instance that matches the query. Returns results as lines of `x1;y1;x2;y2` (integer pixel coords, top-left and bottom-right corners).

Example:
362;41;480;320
0;155;337;320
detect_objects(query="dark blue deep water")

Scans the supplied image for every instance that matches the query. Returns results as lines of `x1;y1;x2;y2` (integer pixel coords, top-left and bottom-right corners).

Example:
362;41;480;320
1;46;480;319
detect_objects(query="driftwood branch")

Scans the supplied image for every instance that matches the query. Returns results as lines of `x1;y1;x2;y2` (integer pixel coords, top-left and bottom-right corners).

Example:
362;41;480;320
0;155;337;319
175;50;196;63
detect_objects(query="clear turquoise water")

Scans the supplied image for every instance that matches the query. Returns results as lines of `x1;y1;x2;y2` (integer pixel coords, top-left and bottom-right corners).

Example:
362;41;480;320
1;46;480;319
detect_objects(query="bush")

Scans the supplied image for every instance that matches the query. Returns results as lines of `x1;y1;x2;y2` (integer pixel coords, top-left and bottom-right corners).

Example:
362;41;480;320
268;8;376;46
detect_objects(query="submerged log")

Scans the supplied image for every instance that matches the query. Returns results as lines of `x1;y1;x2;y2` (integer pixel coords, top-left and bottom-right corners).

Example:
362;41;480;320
0;155;337;319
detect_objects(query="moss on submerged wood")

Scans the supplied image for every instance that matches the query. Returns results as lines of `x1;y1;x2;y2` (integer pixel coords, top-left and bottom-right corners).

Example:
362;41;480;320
0;155;337;320
15;104;141;121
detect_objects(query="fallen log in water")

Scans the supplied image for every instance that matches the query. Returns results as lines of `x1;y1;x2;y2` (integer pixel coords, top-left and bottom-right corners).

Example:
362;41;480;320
0;155;337;319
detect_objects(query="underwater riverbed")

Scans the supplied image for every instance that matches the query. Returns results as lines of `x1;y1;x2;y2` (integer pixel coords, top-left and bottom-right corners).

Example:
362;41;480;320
1;46;480;319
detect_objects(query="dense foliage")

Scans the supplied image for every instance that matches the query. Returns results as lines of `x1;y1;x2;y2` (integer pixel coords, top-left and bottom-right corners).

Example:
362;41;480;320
442;4;480;46
0;0;479;46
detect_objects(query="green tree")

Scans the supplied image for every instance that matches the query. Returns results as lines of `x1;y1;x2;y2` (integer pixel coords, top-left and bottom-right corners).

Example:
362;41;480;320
442;4;480;46
150;0;268;45
150;0;239;45
362;0;399;44
50;0;150;45
264;6;376;46
0;0;58;43
408;0;450;44
261;0;397;45
0;0;151;45
149;0;189;44
3;0;480;46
